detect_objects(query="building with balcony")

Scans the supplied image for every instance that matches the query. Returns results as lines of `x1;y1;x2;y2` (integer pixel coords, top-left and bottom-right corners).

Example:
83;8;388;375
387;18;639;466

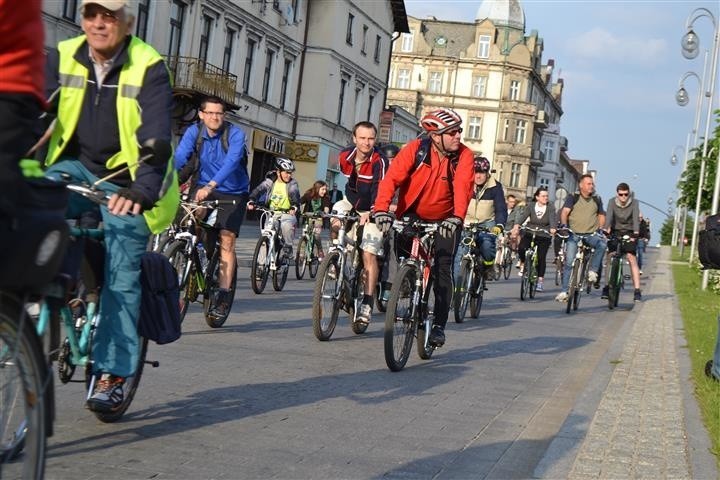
386;0;565;200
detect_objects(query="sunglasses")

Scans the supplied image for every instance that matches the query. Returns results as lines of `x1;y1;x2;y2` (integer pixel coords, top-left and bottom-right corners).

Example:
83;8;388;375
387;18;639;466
617;192;629;197
442;128;463;137
82;6;120;23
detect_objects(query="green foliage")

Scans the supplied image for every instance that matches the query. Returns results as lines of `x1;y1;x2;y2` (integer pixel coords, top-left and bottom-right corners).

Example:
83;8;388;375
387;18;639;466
677;110;720;212
659;213;694;245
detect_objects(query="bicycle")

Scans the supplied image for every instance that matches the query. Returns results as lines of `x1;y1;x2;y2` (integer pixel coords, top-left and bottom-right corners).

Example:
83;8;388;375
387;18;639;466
312;211;370;340
454;224;493;323
384;218;438;372
553;234;567;287
295;212;323;280
564;229;599;314
606;234;633;309
499;234;514;280
162;197;238;327
250;206;291;294
519;226;550;301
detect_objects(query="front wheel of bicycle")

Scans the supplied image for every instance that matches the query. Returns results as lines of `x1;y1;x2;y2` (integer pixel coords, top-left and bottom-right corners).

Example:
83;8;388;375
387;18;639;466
250;237;270;294
454;259;472;323
163;240;191;321
469;271;484;319
312;252;341;341
384;264;417;372
554;257;563;286
528;254;538;300
608;257;620;310
295;237;309;280
520;261;530;301
350;268;368;335
566;260;580;314
503;249;513;280
0;294;47;480
272;249;289;291
203;250;238;328
416;275;435;360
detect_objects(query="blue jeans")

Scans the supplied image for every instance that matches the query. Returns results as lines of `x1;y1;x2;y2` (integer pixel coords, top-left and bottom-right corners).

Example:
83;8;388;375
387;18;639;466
453;228;496;281
561;232;607;292
46;160;150;377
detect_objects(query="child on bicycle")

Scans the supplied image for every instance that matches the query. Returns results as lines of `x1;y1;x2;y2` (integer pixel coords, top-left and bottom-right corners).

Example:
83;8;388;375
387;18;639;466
512;187;556;292
299;180;331;259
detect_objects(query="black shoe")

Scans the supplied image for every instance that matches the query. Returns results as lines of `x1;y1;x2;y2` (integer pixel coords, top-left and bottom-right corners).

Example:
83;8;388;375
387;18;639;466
705;360;719;382
428;325;445;347
633;289;641;302
213;289;232;317
601;286;609;299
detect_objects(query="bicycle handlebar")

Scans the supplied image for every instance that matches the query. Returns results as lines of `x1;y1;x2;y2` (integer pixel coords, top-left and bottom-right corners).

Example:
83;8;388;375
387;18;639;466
391;218;439;233
519;225;551;236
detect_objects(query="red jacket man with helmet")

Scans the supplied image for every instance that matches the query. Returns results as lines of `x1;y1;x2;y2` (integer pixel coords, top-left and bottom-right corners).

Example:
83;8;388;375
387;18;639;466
374;108;475;348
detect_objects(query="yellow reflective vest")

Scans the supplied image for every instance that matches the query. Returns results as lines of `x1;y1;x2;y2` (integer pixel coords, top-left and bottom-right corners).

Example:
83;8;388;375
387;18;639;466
46;35;178;234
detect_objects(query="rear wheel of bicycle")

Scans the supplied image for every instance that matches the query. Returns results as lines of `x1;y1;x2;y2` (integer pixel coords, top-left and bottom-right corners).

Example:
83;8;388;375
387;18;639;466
295;238;308;280
0;294;46;480
454;260;472;323
163;240;191;321
312;252;342;341
203;250;238;328
250;237;270;294
469;271;484;319
272;248;289;291
608;257;620;309
86;337;149;423
309;240;321;279
416;276;435;360
384;264;417;372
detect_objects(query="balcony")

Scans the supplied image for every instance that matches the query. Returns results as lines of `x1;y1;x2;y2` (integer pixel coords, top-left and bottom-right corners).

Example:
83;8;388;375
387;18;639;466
534;110;547;128
530;149;545;167
165;56;238;109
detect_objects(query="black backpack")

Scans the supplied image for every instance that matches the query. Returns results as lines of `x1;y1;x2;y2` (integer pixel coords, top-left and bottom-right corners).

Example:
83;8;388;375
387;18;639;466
698;214;720;270
137;252;182;344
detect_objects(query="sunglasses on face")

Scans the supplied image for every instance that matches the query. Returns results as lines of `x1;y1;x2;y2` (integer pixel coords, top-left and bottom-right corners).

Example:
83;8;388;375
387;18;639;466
617;192;629;197
442;128;463;137
82;6;121;23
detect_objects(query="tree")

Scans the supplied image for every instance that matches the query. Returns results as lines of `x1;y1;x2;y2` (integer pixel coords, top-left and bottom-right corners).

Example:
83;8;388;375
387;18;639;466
660;213;694;246
677;111;720;213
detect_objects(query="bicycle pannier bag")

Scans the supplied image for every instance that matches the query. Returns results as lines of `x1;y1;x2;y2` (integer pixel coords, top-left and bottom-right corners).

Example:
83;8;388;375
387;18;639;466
138;252;182;344
698;214;720;270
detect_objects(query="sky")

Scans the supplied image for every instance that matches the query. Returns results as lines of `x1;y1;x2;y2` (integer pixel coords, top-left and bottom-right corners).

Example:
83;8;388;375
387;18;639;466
403;0;719;242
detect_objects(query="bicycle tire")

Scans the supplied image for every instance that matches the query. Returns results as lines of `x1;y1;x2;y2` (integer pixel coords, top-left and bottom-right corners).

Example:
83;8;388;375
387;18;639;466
566;260;580;314
554;257;562;286
575;258;588;311
312;252;341;341
163;240;191;321
250;237;270;294
350;267;368;334
608;256;620;309
528;252;537;300
416;274;435;360
86;337;149;423
295;237;308;280
469;269;484;319
272;247;289;292
0;294;47;480
454;259;472;323
308;239;320;279
384;264;417;372
502;249;512;280
375;286;388;313
203;250;238;328
520;254;530;301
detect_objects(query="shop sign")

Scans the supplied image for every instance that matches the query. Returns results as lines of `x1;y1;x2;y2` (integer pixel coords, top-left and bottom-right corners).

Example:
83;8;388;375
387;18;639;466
253;130;287;155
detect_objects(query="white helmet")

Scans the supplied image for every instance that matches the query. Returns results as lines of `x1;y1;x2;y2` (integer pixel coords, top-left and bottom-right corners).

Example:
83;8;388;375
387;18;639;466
276;157;295;172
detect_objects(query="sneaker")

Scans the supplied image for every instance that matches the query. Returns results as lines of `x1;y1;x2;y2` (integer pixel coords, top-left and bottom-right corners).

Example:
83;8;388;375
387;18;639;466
87;374;124;412
587;270;598;284
639;269;643;275
355;303;372;326
633;289;642;302
536;281;543;292
601;286;609;299
517;269;524;277
555;291;568;302
428;325;445;347
213;289;232;317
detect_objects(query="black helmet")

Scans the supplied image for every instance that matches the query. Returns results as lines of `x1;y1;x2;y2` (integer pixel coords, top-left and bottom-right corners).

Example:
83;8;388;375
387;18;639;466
380;143;400;160
473;156;491;173
276;157;295;172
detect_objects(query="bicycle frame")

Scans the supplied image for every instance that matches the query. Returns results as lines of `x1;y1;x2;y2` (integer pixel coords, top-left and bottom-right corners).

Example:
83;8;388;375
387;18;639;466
394;220;437;324
257;207;286;272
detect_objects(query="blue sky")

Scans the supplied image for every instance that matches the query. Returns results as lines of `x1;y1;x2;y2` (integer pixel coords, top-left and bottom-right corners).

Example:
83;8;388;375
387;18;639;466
404;0;719;241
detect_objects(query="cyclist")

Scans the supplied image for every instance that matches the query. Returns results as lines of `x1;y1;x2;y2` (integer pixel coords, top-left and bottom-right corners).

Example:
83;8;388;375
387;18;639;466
453;156;507;284
601;182;642;301
555;174;607;302
299;180;331;260
247;157;301;257
638;213;650;274
333;121;387;326
174;95;250;317
513;187;556;292
373;108;475;348
43;0;178;412
505;194;523;256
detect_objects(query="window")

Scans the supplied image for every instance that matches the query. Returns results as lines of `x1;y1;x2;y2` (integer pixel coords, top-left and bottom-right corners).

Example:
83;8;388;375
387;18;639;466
346;13;354;45
509;80;521;101
167;0;185;58
428;72;442;93
543;139;555;161
136;0;150;40
272;0;280;10
222;28;235;72
467;116;482;140
471;76;487;97
63;0;78;22
396;68;410;89
539;177;550;188
401;32;413;52
502;119;510;142
262;49;274;103
354;86;362;122
514;120;527;143
510;163;521;188
477;35;491;58
338;76;348;124
280;58;292;110
361;25;368;54
242;38;256;95
374;35;381;63
199;15;212;66
367;92;375;122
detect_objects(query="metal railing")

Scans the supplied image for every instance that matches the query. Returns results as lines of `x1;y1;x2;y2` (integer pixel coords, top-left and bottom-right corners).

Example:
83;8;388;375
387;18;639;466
165;55;238;107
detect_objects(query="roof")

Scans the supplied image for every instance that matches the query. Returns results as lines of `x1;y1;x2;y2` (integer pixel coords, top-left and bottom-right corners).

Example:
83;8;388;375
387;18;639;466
476;0;525;32
390;0;410;33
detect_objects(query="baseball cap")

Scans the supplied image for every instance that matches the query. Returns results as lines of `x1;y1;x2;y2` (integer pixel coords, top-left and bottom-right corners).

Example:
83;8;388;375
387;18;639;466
80;0;128;11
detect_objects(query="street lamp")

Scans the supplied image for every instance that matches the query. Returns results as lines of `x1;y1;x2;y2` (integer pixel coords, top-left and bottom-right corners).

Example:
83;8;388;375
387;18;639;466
670;145;684;246
681;7;720;289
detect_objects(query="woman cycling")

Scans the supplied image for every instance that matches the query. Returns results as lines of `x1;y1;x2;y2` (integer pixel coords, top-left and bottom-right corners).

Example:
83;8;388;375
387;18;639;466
513;187;556;292
299;180;331;259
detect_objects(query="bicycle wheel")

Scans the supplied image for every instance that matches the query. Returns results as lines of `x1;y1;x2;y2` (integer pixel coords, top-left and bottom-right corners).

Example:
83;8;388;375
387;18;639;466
295;237;308;280
574;260;588;311
503;249;513;280
554;257;562;286
566;260;580;314
453;259;472;323
250;237;270;294
86;337;149;423
0;294;46;480
272;248;289;291
203;250;238;328
520;257;530;301
350;267;368;335
384;264;417;372
469;269;484;319
163;240;191;321
608;257;620;309
312;252;342;341
416;275;435;360
528;253;538;300
308;240;320;279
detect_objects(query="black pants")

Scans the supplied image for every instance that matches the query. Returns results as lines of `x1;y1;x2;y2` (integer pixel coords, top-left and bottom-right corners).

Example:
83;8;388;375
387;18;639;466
518;234;551;278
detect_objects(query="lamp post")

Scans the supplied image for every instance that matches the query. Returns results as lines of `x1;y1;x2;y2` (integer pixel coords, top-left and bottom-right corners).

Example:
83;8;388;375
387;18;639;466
670;144;686;247
681;7;720;289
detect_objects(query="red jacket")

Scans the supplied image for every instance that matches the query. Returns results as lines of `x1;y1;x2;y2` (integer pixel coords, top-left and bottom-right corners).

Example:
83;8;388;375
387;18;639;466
339;146;387;211
375;138;475;221
0;0;45;105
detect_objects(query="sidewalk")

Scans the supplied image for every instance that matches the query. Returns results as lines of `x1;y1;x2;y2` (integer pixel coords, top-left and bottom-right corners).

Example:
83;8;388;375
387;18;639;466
535;246;717;478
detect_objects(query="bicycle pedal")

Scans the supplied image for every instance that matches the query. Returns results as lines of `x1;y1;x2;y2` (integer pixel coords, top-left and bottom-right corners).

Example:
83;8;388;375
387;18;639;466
145;359;160;368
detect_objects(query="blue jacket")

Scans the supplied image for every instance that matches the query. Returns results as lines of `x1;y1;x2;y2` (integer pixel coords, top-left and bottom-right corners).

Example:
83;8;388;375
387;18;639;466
174;122;249;194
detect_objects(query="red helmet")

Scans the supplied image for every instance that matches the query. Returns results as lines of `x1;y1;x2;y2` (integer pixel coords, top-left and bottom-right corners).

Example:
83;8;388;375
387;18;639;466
419;108;462;133
473;156;491;173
